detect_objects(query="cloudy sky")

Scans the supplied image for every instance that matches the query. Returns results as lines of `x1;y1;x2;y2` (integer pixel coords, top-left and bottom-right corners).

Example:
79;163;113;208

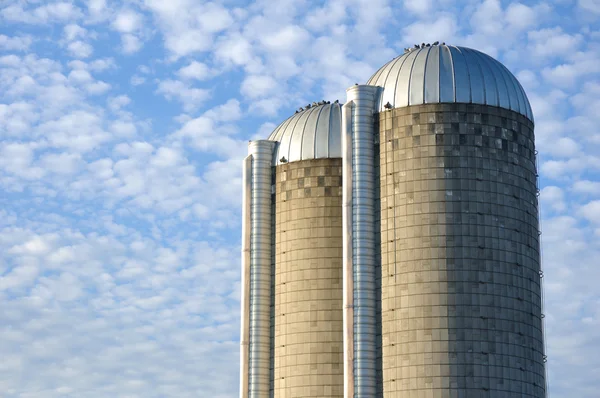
0;0;598;396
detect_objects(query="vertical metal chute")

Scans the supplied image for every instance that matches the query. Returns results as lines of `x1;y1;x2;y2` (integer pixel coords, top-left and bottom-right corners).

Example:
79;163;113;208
246;140;275;398
240;155;252;398
342;100;355;398
343;85;379;397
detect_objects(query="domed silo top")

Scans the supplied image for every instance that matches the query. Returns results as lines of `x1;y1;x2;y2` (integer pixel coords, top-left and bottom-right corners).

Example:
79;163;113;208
268;101;342;166
367;44;533;121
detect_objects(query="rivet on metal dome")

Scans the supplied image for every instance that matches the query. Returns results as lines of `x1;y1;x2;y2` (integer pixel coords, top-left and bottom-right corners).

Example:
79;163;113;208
367;44;533;121
268;101;342;166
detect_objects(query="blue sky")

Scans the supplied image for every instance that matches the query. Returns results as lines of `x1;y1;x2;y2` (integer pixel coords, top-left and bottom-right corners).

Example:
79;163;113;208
0;0;598;396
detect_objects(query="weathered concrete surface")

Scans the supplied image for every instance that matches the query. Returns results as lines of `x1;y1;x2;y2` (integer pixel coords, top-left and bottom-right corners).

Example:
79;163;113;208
378;103;545;398
273;158;344;398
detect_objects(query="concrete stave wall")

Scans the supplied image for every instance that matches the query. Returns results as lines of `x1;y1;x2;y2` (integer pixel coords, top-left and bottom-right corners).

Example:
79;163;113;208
378;104;546;398
273;158;344;398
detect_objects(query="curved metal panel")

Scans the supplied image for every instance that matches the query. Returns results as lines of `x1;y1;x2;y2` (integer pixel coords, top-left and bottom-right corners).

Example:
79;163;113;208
275;115;298;164
521;79;534;121
424;45;440;103
439;45;454;102
482;52;511;109
315;105;331;158
496;59;522;113
450;46;471;103
470;49;499;107
461;48;485;104
288;108;312;163
329;103;342;158
270;116;294;165
514;73;534;121
409;47;429;105
394;49;419;107
380;56;406;109
368;58;392;86
302;105;324;159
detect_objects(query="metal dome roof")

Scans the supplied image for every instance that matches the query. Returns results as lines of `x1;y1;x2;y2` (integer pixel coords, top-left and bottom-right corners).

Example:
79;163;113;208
268;102;342;166
367;44;533;121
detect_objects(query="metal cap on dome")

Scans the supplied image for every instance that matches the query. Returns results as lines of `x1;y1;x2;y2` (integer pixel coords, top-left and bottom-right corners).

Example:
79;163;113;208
367;44;533;121
268;101;342;166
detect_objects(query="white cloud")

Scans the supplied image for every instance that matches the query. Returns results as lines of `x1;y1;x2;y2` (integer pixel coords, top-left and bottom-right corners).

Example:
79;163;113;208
39;152;83;175
0;143;46;180
107;95;131;112
529;28;583;58
63;24;87;41
0;263;39;291
505;3;537;30
214;33;259;69
573;180;600;194
546;137;580;158
177;61;211;81
156;79;211;112
111;9;144;53
87;0;107;17
579;0;600;14
121;34;142;54
516;69;539;89
144;0;234;59
38;111;112;153
470;0;504;36
541;156;600;180
197;3;234;33
403;0;434;15
203;99;242;122
130;75;146;86
0;34;32;51
260;25;310;54
1;2;82;24
541;186;567;212
112;10;143;33
67;40;93;58
240;75;277;99
68;58;115;73
305;0;347;31
580;200;600;224
402;15;458;45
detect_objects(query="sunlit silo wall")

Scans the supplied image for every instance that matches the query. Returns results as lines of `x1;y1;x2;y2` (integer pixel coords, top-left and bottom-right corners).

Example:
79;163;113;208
378;103;545;397
273;158;344;397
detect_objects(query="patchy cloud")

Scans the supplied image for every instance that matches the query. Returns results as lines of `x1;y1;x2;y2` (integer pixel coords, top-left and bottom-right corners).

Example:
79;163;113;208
0;0;598;396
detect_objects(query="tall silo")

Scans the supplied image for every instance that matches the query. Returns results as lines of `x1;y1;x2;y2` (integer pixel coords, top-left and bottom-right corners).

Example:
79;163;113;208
241;102;346;398
366;44;546;397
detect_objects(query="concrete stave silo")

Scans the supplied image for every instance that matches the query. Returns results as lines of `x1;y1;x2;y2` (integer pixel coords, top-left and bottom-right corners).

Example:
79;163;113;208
369;45;545;397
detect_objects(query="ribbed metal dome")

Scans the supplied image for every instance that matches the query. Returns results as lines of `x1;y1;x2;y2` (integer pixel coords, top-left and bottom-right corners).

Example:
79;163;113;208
367;45;533;121
268;102;342;166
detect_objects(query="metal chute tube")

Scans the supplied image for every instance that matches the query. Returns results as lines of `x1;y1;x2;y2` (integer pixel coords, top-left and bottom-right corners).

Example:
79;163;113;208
342;101;355;398
344;85;379;397
240;155;252;398
247;140;275;398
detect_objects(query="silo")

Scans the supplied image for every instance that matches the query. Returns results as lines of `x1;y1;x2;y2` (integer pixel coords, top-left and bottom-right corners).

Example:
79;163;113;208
241;102;346;398
368;45;546;397
270;102;345;398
